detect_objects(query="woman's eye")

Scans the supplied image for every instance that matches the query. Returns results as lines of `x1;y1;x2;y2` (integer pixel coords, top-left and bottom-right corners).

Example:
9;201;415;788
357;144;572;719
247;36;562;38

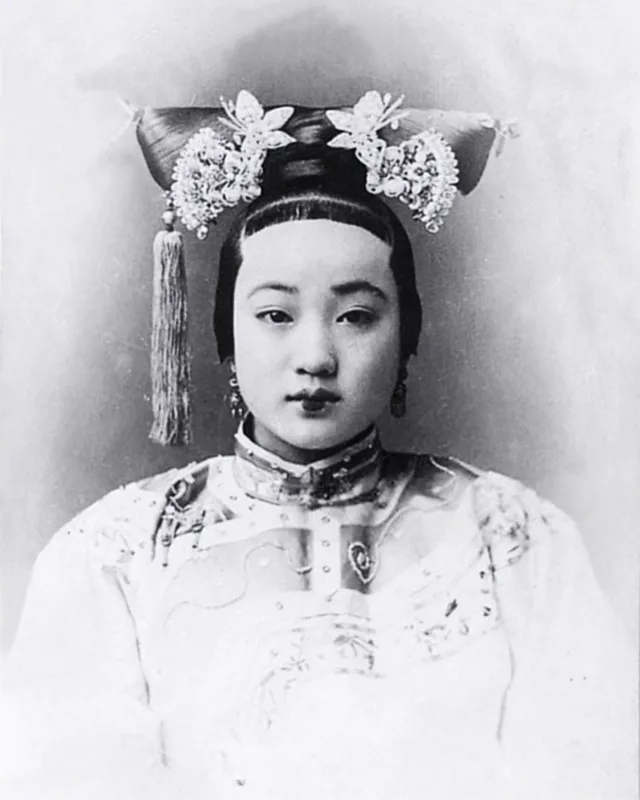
256;309;293;325
337;309;376;326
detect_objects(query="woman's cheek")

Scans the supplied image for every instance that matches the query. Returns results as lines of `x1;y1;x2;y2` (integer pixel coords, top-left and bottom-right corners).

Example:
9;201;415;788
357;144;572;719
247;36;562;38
342;346;395;399
242;334;288;384
356;323;400;368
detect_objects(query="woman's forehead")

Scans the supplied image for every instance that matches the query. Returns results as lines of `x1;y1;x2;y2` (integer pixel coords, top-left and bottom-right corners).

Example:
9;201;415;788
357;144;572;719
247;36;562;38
236;219;394;293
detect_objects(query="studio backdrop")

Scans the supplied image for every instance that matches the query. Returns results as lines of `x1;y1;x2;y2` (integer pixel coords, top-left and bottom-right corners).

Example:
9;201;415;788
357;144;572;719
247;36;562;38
2;0;638;650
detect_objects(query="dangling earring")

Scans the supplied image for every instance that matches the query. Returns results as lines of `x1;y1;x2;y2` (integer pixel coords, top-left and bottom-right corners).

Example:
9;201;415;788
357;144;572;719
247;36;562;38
390;363;408;418
227;361;247;420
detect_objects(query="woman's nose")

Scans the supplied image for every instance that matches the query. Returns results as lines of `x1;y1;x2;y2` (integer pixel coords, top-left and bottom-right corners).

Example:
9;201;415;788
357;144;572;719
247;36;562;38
294;322;337;376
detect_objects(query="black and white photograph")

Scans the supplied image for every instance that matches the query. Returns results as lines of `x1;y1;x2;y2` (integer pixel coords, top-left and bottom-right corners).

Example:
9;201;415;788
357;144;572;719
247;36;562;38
1;1;638;798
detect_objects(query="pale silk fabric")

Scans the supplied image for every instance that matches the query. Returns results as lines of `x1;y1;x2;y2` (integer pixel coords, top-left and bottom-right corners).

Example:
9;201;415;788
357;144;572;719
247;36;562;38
1;431;636;800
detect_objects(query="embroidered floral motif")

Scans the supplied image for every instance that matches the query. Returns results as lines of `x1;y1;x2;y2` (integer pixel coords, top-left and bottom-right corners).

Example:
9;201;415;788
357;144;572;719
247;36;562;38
64;487;162;568
473;473;532;568
327;91;459;233
332;628;377;669
224;545;500;736
171;91;295;239
407;547;499;659
234;619;379;737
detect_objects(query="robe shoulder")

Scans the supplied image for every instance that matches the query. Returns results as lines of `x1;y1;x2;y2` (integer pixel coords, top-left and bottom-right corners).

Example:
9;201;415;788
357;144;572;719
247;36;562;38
46;457;229;565
400;451;576;570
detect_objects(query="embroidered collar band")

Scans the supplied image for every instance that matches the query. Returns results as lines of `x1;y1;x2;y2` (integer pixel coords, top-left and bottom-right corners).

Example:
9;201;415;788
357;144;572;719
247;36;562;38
233;422;383;508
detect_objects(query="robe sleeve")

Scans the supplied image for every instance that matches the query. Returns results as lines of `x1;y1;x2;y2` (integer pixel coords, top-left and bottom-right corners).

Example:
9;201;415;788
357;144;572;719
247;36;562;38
0;486;206;800
476;473;638;800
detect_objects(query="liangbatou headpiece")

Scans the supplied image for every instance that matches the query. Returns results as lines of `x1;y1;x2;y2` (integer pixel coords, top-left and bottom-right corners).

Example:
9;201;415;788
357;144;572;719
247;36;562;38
135;90;516;445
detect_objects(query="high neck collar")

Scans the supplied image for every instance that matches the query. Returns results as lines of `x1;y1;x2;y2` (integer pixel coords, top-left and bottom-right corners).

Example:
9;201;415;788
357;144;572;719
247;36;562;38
233;421;383;508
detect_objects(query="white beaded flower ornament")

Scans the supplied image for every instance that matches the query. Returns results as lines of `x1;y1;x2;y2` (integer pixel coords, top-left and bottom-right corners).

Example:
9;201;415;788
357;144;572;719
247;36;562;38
168;89;478;239
326;91;459;233
171;90;296;239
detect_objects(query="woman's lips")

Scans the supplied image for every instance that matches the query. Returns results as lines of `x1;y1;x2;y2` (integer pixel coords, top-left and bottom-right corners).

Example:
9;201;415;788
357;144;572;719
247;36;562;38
299;397;335;412
287;390;341;414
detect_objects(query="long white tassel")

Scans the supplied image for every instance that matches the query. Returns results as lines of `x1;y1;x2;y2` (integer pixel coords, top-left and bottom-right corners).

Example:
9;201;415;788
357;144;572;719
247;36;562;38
150;210;192;446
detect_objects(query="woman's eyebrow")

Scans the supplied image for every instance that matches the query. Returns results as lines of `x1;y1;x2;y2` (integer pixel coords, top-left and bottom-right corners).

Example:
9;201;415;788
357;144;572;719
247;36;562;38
331;280;388;302
248;282;298;298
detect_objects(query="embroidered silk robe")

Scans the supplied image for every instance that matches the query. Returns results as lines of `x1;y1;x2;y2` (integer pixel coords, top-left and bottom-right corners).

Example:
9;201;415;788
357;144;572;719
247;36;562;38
1;427;636;799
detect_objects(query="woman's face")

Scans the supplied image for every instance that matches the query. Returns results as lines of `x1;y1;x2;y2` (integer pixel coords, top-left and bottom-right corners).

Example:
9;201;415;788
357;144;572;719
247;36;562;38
233;219;401;463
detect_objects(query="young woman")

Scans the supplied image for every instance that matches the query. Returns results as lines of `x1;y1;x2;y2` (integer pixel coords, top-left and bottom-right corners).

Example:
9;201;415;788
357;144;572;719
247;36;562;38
1;93;636;800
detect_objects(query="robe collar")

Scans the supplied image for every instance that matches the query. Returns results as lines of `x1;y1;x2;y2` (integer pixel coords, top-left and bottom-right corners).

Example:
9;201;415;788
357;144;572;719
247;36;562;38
233;419;383;507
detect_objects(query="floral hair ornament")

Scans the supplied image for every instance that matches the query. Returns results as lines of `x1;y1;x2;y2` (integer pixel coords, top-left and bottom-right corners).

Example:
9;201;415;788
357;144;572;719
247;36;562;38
327;92;458;233
135;89;514;445
172;91;296;240
326;91;515;233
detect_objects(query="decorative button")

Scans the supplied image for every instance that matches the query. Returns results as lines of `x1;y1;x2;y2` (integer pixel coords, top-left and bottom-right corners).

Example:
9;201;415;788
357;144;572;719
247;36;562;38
275;601;284;610
321;514;331;524
280;512;290;523
322;565;331;573
322;539;331;547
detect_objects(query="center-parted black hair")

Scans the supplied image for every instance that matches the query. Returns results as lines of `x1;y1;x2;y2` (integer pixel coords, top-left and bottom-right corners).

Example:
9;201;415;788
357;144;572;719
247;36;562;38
213;109;422;363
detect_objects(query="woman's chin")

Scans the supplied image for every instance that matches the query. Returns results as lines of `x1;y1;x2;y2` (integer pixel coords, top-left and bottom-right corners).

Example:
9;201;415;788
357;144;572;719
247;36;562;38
253;414;372;462
280;423;351;453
